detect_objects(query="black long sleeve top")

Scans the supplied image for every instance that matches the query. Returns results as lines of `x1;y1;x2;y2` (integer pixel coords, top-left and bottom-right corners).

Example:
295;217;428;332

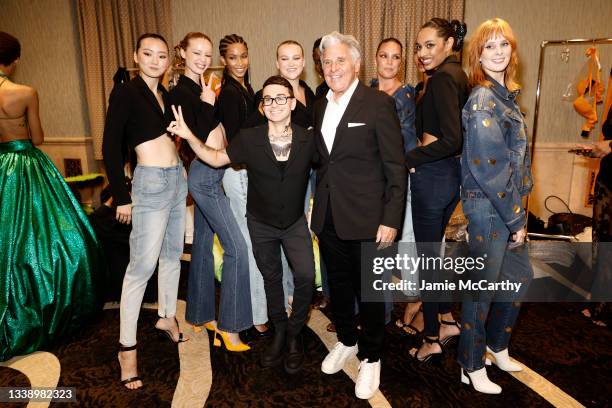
406;55;469;168
215;75;255;142
102;75;172;205
169;75;219;142
243;80;315;129
169;75;220;168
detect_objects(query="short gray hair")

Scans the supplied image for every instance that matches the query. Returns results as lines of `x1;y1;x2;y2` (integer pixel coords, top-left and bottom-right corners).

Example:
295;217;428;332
319;31;361;62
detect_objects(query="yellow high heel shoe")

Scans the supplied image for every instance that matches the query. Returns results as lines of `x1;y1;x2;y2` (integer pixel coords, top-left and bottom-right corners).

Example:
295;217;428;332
193;322;217;333
213;329;250;352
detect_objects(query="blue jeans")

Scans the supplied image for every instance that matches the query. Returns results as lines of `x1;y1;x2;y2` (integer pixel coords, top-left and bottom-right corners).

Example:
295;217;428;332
186;160;252;332
399;176;418;298
120;163;187;347
410;157;460;337
457;196;533;372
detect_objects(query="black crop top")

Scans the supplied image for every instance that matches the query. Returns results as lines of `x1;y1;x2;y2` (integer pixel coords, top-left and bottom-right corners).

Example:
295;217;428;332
243;80;315;129
102;75;172;206
215;75;255;142
406;55;469;168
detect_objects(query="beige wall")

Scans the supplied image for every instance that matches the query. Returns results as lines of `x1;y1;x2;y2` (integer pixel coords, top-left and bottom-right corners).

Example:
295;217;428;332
0;0;90;139
464;0;612;143
171;0;340;91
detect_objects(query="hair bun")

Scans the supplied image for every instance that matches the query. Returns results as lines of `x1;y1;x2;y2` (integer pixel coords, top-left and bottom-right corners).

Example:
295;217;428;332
450;20;467;50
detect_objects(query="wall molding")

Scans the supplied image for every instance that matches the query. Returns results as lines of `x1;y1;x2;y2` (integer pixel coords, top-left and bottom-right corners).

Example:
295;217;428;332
42;136;92;145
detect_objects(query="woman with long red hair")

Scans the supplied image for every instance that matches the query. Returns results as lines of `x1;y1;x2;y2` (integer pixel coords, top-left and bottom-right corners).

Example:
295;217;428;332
457;18;533;394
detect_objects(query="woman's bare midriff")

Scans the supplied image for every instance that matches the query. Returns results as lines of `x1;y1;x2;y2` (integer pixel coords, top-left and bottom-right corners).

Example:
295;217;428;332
419;132;438;147
135;133;179;167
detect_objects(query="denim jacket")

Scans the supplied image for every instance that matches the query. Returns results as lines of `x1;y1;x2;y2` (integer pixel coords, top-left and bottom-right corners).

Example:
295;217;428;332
461;77;533;232
370;79;417;152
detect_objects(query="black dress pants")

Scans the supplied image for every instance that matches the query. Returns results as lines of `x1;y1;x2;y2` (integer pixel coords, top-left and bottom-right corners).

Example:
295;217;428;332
317;208;385;362
247;215;315;337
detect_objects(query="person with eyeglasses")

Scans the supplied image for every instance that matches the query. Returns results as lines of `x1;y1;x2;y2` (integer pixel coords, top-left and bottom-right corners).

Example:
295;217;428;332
168;75;317;375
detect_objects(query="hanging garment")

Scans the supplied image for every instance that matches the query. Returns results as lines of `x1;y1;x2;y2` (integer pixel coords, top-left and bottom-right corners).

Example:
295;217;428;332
573;47;605;137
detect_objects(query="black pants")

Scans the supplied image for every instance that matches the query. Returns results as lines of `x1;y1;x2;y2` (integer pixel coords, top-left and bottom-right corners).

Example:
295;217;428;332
318;208;385;362
247;215;315;337
411;157;460;337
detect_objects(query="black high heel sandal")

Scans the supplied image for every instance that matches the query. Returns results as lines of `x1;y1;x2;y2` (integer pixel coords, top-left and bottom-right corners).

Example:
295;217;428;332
118;344;142;388
395;305;423;336
439;319;461;346
410;336;443;363
156;317;189;343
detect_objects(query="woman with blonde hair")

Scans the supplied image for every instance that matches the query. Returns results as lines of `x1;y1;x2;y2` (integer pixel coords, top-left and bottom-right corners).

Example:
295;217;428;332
458;18;533;394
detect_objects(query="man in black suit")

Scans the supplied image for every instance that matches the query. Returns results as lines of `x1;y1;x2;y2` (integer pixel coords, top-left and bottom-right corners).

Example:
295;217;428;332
312;31;406;399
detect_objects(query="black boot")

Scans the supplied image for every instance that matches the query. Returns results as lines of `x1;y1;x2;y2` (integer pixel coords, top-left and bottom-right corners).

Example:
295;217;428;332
261;322;286;367
284;333;304;374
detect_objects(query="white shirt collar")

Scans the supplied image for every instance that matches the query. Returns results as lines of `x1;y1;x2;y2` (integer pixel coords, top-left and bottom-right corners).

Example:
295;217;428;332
325;78;359;106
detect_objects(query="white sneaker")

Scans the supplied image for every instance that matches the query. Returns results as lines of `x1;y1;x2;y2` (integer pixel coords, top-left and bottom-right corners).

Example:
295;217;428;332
321;342;358;374
355;359;381;400
461;367;502;394
485;346;523;372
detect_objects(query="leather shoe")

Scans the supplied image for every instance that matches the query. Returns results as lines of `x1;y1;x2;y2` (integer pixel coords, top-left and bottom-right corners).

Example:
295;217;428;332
312;293;330;310
321;341;358;374
284;334;305;374
355;359;381;399
261;323;286;367
241;325;273;344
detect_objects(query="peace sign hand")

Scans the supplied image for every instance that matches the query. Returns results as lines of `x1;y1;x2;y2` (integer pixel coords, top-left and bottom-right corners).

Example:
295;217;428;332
167;105;195;141
200;72;218;106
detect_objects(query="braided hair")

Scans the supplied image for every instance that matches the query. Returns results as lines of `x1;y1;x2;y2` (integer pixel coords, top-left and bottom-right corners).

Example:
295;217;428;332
421;18;467;52
218;34;250;86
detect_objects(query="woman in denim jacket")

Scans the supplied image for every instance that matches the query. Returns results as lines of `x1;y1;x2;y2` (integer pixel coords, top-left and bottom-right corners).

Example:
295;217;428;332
458;18;533;394
370;38;418;326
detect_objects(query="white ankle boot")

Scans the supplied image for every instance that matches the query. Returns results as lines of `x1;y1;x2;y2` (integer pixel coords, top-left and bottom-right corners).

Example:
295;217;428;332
485;346;522;372
461;367;502;394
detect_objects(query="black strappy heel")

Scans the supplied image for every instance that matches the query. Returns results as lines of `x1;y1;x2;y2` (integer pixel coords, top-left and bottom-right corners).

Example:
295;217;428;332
118;344;142;388
439;319;461;346
410;336;443;363
156;317;189;343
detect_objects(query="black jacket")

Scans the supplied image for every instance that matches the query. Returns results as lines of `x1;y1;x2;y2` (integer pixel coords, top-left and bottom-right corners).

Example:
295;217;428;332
102;75;171;205
226;124;316;229
215;75;255;142
406;55;469;168
311;82;406;239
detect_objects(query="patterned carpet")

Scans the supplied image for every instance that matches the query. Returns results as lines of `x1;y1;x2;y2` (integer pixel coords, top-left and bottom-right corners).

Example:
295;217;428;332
1;267;610;407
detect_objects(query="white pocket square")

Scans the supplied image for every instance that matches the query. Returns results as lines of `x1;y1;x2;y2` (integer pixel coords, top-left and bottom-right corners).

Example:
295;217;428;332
348;122;366;127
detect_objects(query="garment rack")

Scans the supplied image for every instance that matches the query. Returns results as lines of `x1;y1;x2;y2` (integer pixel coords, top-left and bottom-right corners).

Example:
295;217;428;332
528;37;612;239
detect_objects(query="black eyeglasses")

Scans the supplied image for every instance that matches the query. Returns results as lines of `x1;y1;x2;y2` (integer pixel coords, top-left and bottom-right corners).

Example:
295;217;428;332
261;96;294;106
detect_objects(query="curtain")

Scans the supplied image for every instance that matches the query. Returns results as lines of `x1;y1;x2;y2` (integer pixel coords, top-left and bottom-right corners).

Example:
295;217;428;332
76;0;172;160
342;0;464;86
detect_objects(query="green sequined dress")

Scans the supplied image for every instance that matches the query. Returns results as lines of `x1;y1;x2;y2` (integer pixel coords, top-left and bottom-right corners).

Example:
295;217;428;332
0;139;102;361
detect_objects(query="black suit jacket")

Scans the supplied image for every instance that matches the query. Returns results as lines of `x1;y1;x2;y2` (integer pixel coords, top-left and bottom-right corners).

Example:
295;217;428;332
226;124;316;229
311;82;406;240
